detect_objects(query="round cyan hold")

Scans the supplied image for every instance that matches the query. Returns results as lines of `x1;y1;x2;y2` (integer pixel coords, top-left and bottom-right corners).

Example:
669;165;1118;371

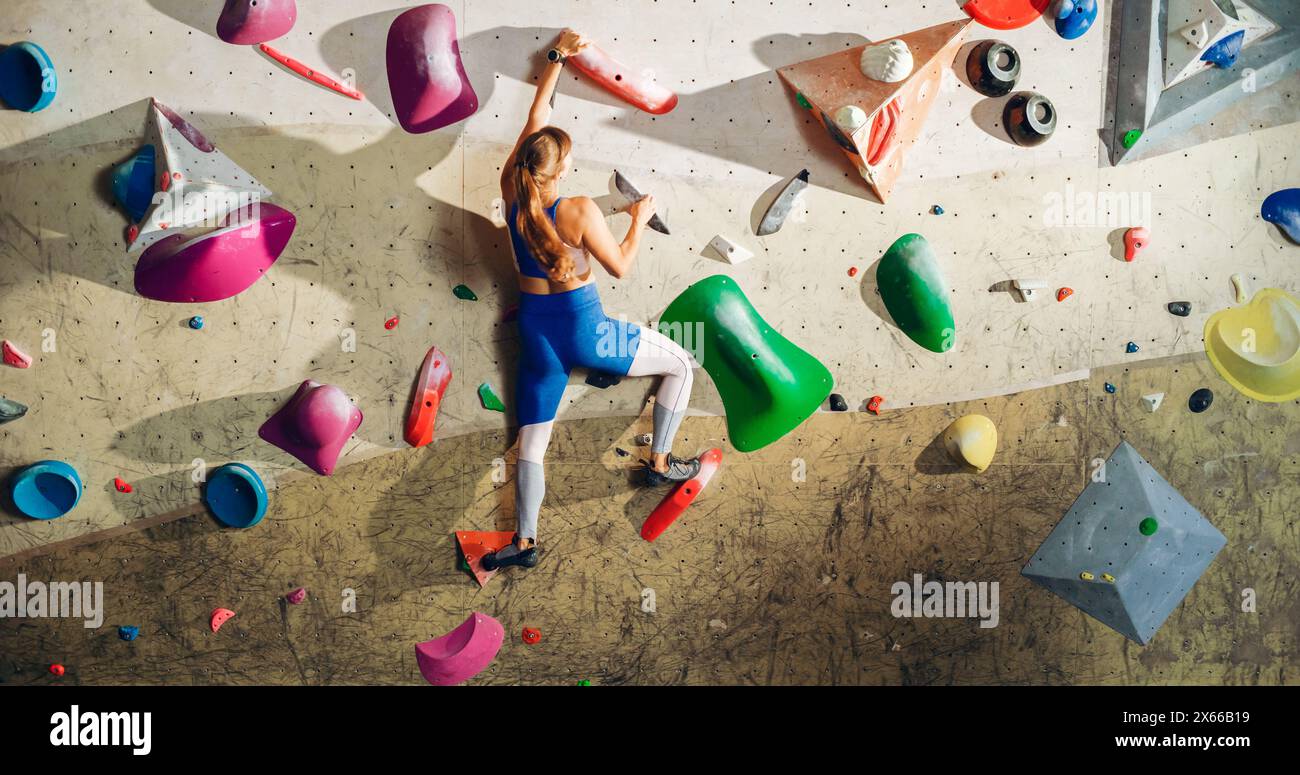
1139;517;1158;536
0;42;57;112
118;625;139;641
10;460;82;520
1004;91;1056;147
1189;388;1214;413
204;463;268;528
965;40;1020;98
188;315;204;330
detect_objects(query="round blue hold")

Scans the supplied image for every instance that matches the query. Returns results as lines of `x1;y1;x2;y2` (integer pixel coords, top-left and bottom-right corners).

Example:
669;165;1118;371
1261;188;1300;244
10;460;82;520
204;463;268;528
932;205;944;216
1053;0;1098;41
1126;341;1139;353
1104;383;1117;394
189;315;204;330
0;42;57;112
118;625;140;641
111;145;156;223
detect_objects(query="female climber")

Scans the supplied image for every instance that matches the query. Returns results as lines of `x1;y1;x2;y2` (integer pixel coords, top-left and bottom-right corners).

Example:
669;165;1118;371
482;30;700;572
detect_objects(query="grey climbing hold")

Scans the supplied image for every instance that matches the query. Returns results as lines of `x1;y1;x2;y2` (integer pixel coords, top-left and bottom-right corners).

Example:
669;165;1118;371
1021;441;1226;645
0;398;27;425
585;372;621;390
757;169;810;237
614;170;669;235
1167;301;1191;317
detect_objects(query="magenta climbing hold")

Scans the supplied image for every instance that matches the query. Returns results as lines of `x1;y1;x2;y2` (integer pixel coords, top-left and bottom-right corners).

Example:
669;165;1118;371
386;4;479;134
217;0;297;45
415;611;504;686
286;587;307;605
258;380;363;476
1124;227;1150;262
134;204;296;303
2;340;32;369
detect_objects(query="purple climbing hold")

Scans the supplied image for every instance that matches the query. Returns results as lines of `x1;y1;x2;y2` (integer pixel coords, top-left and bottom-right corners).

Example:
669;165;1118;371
217;0;298;46
286;587;307;605
415;611;504;686
259;380;363;476
386;4;479;134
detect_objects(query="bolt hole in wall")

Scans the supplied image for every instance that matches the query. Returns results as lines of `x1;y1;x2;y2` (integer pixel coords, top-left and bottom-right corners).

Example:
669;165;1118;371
0;0;1297;687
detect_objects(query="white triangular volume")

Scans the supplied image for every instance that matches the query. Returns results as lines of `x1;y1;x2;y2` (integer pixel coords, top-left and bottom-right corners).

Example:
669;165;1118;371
1165;0;1231;88
1013;279;1048;302
1235;1;1279;46
1141;393;1165;412
128;100;272;252
706;235;753;264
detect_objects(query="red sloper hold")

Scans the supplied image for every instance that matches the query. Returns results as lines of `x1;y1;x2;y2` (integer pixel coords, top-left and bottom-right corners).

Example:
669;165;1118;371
114;477;133;493
405;346;453;447
569;39;679;115
963;0;1051;30
641;449;724;542
2;340;32;368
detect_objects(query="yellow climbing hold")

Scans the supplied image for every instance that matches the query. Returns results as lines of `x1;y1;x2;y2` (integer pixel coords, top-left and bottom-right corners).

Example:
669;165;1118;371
941;414;998;473
1080;571;1095;581
1204;288;1300;402
1102;573;1116;583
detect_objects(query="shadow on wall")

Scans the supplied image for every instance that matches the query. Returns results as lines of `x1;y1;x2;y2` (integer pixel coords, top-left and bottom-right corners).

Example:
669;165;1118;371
145;0;225;42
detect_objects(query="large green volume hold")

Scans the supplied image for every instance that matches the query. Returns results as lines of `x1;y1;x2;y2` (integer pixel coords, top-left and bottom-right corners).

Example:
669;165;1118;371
876;233;955;353
658;275;833;453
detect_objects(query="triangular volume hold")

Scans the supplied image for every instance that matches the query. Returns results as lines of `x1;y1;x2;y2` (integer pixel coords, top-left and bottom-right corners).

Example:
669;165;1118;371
455;530;517;588
128;99;273;253
777;18;971;202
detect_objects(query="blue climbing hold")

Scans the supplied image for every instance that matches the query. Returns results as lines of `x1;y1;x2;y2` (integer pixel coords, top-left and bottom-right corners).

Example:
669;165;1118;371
1126;342;1139;353
1261;188;1300;244
0;42;57;112
118;625;140;641
1053;0;1097;41
931;205;944;216
111;145;157;223
204;463;268;528
189;315;205;330
1104;383;1117;394
1201;30;1245;69
10;460;82;520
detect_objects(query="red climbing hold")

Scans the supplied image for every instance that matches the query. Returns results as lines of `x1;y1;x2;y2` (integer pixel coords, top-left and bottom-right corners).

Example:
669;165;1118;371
848;266;859;278
1056;287;1074;302
210;607;236;633
160;172;171;192
114;477;133;494
522;627;541;645
1124;227;1150;262
385;316;399;330
127;224;140;243
2;340;32;369
641;448;724;541
963;0;1051;30
405;346;453;448
49;663;65;676
867;395;885;415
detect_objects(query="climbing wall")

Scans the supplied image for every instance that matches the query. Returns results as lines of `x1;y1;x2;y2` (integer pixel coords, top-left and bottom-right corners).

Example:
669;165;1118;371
1;0;1298;567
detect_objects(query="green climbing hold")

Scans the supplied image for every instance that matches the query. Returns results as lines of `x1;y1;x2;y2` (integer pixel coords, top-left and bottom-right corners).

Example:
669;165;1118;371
453;284;478;301
577;679;591;686
458;556;471;573
796;92;812;110
1122;129;1142;149
875;234;955;354
1139;517;1158;536
478;383;505;412
658;275;833;453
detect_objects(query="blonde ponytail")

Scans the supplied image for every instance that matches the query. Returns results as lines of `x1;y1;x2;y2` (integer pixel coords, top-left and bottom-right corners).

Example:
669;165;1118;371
513;127;576;283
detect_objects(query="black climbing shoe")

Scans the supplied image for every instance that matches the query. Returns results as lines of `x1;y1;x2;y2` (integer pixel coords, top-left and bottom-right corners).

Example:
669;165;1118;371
481;539;539;571
644;455;703;487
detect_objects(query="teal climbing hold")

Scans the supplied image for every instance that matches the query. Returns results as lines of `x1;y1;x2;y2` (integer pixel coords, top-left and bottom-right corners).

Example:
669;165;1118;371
10;460;82;520
875;234;955;354
0;397;27;425
111;145;156;223
453;284;478;301
658;275;832;453
478;382;505;412
204;463;268;528
0;42;57;112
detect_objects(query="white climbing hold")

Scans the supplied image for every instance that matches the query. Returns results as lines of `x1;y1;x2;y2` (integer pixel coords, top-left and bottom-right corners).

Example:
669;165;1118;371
1141;393;1165;412
708;619;727;631
1013;279;1049;302
1231;273;1249;304
706;234;753;264
834;105;868;133
860;39;913;83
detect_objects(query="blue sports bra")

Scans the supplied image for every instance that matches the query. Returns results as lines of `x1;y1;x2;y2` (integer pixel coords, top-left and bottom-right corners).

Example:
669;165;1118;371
508;198;591;280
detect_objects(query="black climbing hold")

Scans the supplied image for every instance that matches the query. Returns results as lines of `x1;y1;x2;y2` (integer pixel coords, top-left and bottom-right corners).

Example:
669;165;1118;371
966;40;1021;98
828;393;848;412
1004;91;1057;147
1189;388;1214;413
615;447;630;458
585;371;622;389
1167;301;1191;317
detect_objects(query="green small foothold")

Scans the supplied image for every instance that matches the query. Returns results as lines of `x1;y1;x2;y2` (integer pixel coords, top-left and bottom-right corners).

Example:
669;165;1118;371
453;284;478;301
458;556;470;573
796;92;812;110
1139;517;1158;536
1122;129;1142;149
577;679;591;686
478;383;505;412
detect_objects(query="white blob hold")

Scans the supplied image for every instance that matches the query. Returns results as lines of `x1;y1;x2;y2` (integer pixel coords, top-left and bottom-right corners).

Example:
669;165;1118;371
834;105;868;133
1141;393;1165;412
860;39;913;83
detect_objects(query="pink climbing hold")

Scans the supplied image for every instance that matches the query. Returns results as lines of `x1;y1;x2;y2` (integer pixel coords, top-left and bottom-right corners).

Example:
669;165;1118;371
217;0;297;46
2;340;31;369
133;203;296;303
569;38;679;115
286;587;307;605
415;611;504;686
1124;227;1150;262
258;380;363;476
210;607;236;633
386;4;479;134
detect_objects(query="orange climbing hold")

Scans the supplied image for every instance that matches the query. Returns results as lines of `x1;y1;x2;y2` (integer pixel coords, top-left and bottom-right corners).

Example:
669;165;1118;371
210;607;236;633
963;0;1051;30
848;266;859;278
1056;287;1074;302
522;627;541;645
455;530;517;588
867;395;885;414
